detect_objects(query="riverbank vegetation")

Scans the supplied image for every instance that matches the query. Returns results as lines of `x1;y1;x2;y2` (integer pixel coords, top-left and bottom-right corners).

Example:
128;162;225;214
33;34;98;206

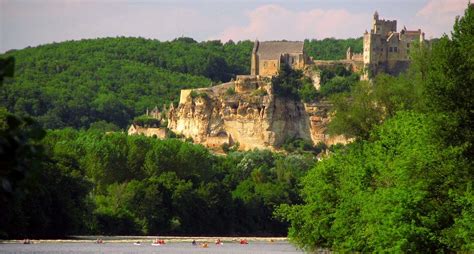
0;126;315;238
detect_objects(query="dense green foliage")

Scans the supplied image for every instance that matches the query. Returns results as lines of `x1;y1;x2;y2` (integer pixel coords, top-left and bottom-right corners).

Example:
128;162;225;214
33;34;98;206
319;71;359;98
271;64;319;103
132;115;163;127
279;112;471;252
304;38;363;60
0;37;253;129
272;63;359;103
328;74;420;139
0;127;316;238
271;65;305;100
278;5;474;252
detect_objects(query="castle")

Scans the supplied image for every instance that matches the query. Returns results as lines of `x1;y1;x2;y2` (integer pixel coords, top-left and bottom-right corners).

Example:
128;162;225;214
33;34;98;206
363;11;425;78
249;12;425;80
129;12;424;151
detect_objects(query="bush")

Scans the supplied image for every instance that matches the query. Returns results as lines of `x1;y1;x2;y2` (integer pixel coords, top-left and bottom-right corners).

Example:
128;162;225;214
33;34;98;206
251;89;268;97
225;87;236;96
320;73;359;97
299;79;319;103
272;64;304;100
132;115;161;127
190;90;209;99
281;137;316;153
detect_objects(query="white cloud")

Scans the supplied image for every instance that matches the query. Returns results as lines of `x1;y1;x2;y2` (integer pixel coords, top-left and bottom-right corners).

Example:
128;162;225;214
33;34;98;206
0;1;222;52
213;4;367;41
414;0;467;37
417;0;467;17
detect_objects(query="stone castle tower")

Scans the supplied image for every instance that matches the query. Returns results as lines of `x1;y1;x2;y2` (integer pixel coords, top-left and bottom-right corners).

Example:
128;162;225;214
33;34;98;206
363;11;425;79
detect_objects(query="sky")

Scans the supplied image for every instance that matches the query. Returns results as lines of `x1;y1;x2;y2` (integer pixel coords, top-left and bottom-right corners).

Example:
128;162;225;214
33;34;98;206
0;0;469;53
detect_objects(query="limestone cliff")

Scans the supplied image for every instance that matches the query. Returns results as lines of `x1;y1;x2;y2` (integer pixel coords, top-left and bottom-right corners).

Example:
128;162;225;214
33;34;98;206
168;75;347;151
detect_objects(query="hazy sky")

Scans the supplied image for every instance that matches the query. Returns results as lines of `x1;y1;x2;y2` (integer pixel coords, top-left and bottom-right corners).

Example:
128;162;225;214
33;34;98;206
0;0;468;52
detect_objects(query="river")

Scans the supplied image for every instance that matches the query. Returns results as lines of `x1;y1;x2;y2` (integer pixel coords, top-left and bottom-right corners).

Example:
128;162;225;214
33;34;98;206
0;241;304;254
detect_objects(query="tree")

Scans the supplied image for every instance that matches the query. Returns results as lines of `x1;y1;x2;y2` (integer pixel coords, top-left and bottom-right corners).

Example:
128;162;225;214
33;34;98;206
328;74;420;139
278;112;471;252
272;64;304;100
423;3;474;155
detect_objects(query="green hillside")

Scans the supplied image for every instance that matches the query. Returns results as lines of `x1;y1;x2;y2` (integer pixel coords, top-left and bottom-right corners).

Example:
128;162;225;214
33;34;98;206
0;37;253;129
0;37;363;129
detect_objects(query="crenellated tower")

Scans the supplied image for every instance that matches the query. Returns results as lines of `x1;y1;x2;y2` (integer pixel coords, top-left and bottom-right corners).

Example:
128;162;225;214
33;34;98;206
363;11;425;79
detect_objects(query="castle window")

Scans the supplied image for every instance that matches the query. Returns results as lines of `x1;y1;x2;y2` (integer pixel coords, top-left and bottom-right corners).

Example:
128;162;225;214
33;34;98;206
381;48;383;52
407;43;410;48
394;47;398;52
389;47;393;52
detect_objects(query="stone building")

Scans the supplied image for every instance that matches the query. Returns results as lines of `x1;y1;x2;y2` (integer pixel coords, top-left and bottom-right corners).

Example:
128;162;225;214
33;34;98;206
251;40;307;76
127;106;167;138
128;124;167;138
363;11;425;79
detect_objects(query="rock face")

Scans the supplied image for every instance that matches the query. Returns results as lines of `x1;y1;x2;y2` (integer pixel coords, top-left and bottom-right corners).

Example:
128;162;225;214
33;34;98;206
168;75;347;151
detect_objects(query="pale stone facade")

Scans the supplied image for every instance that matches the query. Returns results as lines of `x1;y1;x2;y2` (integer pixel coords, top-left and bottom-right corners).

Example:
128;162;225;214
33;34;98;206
128;124;167;138
128;106;167;138
363;11;425;79
251;40;307;76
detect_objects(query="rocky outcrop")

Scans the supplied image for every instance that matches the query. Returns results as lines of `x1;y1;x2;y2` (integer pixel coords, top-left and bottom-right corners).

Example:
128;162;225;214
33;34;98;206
168;75;348;151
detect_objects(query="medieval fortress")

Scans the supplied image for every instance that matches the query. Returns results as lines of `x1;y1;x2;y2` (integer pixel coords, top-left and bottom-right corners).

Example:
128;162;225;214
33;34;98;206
363;11;425;78
248;11;425;79
128;12;425;151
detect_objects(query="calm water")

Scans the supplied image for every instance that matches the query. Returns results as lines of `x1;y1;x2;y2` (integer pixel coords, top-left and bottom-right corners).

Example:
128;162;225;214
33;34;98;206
0;242;304;254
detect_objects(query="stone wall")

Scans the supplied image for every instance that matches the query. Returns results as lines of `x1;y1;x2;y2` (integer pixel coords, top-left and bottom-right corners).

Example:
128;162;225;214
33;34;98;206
128;125;167;139
258;59;280;76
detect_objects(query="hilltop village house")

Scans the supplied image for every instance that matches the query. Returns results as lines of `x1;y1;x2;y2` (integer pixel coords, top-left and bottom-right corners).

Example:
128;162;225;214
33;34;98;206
128;106;167;138
363;11;425;78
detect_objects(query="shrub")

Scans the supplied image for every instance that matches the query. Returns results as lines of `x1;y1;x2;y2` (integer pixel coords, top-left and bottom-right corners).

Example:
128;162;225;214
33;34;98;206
251;89;268;97
225;87;236;96
132;115;161;127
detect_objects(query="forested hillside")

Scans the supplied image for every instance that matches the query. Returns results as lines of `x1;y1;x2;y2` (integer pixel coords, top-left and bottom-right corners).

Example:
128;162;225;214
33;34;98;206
0;37;253;129
0;37;361;130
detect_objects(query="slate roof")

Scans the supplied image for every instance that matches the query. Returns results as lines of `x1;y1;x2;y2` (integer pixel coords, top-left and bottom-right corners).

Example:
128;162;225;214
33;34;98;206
256;41;304;60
